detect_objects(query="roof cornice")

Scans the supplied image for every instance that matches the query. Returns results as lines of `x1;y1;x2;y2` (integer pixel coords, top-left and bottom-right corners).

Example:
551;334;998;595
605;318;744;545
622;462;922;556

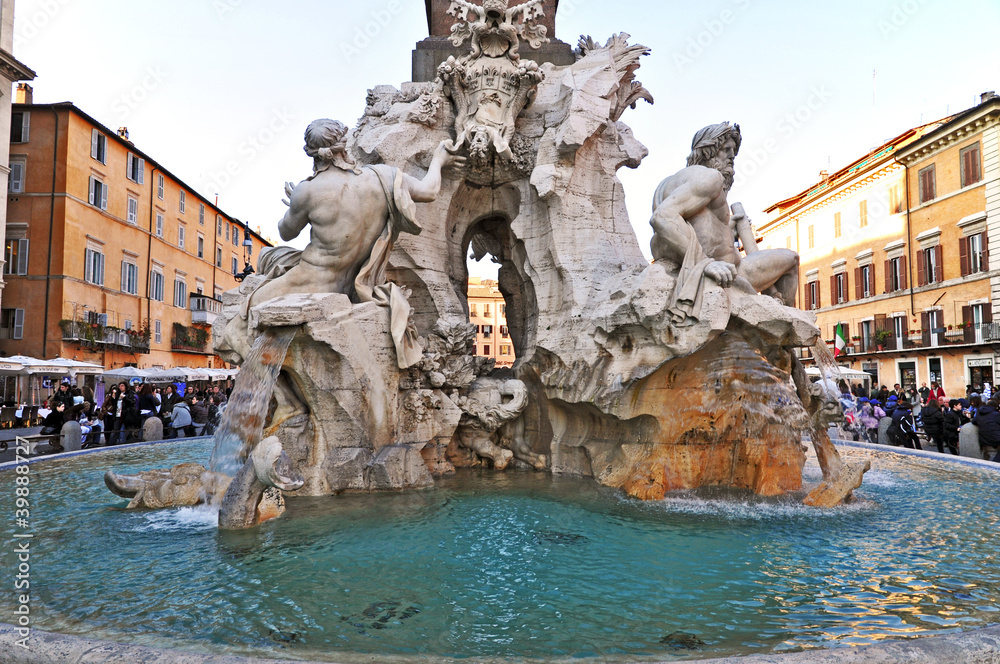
0;49;35;82
897;101;1000;164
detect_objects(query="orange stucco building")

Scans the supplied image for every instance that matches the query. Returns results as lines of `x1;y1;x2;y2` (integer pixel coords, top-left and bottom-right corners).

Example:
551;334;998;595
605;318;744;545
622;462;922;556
468;277;514;368
758;92;1000;395
1;90;271;372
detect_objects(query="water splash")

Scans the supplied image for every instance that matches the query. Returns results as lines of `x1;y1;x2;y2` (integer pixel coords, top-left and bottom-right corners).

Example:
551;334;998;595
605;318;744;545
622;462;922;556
210;328;296;476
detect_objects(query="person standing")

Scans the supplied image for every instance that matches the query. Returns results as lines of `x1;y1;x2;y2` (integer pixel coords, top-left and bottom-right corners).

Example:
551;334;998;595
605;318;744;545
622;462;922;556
921;399;946;454
189;394;209;437
974;399;1000;460
919;382;930;404
100;386;119;445
137;384;160;430
942;400;963;456
929;381;946;402
889;397;921;449
159;384;181;426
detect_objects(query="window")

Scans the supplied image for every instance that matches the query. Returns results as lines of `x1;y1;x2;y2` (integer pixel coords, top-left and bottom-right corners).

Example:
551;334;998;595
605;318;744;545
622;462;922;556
216;247;223;267
154;320;162;344
963;232;988;276
483;305;491;317
482;325;493;339
10;111;29;143
926;310;941;347
123;319;132;331
89;176;108;210
500;325;509;338
3;238;28;276
157;174;164;199
833;212;841;239
155;213;164;238
232;225;239;246
84;248;105;285
893;315;906;346
470;304;477;316
126;153;145;184
500;345;510;355
861;320;873;352
199;204;205;225
217;216;223;237
919;246;943;286
859;200;868;228
807;225;815;249
232;256;239;274
127;197;138;224
8;159;24;193
179;191;186;214
855;264;873;299
225;223;230;241
120;261;138;295
149;270;165;301
197;235;204;259
806;281;820;310
0;308;24;340
885;256;907;293
961;143;982;188
178;225;186;250
173;278;187;308
830;272;848;305
483;345;491;356
501;303;506;317
918;165;936;203
90;129;107;164
889;182;904;214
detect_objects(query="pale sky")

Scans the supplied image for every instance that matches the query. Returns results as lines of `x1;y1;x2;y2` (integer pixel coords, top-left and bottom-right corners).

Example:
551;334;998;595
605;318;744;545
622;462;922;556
11;0;1000;278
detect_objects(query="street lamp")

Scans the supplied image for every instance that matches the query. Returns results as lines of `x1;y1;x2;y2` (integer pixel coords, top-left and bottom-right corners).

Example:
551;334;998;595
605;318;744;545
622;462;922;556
233;220;256;282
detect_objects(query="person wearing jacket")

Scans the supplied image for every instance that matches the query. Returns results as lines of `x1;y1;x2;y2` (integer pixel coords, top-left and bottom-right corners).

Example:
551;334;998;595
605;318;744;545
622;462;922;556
100;386;119;445
858;398;886;445
942;399;963;456
189;395;209;436
39;403;66;435
159;384;181;424
920;398;945;454
973;399;1000;460
50;382;75;411
169;400;193;438
889;399;921;449
136;384;160;429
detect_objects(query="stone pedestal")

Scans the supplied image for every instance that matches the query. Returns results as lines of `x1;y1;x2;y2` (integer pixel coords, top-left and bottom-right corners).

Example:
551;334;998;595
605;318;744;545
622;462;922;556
142;417;164;442
60;421;82;452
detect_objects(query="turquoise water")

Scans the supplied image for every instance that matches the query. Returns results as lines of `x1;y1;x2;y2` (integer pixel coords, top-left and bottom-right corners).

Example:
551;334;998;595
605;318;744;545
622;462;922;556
4;440;1000;662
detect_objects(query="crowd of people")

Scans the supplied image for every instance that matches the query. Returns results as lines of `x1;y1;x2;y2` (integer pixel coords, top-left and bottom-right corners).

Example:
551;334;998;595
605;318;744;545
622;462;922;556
39;380;231;445
837;380;1000;461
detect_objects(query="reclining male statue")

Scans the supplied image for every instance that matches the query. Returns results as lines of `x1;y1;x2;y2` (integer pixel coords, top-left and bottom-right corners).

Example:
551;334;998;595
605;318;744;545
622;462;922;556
219;118;464;368
650;121;799;326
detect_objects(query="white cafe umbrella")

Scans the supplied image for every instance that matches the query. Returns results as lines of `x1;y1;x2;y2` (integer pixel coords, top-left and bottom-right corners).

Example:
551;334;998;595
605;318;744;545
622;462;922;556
103;366;150;382
4;355;71;375
0;357;25;374
48;357;105;376
143;367;189;383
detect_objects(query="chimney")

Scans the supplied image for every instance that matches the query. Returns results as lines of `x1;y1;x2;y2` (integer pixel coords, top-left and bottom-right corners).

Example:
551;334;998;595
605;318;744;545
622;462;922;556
15;83;32;104
118;127;130;140
981;91;997;104
819;170;829;183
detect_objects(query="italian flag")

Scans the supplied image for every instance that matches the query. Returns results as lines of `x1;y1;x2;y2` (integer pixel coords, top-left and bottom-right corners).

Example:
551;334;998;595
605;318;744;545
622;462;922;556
834;323;847;358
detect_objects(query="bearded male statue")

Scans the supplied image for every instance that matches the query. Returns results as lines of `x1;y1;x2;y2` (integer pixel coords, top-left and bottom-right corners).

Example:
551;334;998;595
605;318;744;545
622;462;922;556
650;122;799;325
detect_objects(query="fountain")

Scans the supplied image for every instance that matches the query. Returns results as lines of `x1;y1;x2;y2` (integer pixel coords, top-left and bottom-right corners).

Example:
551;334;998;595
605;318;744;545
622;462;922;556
6;2;1000;662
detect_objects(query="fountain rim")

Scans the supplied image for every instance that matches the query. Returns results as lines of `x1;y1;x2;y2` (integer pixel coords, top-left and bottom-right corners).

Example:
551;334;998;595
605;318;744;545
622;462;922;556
4;438;1000;663
3;621;1000;664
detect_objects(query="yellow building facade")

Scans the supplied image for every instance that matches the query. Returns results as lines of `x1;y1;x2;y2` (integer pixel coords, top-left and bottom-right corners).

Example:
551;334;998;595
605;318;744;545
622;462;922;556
467;277;514;368
1;93;271;372
758;93;1000;396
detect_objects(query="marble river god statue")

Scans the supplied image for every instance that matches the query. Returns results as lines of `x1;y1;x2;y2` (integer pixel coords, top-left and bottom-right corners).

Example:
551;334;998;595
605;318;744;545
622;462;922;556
108;3;867;527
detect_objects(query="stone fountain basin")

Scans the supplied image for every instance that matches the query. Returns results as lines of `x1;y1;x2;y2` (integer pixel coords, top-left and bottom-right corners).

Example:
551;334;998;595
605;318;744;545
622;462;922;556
2;439;999;663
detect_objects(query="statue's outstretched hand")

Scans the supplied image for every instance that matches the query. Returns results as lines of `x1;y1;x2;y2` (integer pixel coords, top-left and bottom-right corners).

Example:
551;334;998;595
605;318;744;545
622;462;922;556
705;260;738;287
436;140;467;174
281;181;296;207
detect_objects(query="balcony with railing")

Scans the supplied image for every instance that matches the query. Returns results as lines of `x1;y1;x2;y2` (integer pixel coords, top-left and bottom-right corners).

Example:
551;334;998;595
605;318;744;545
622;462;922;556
58;319;150;354
190;294;223;326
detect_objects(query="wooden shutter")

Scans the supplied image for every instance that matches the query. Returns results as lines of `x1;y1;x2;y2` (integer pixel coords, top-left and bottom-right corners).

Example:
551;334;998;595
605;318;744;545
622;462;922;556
917;249;926;286
934;245;943;283
982;234;990;271
899;256;908;290
16;239;27;275
91;129;99;159
137;158;145;185
126;153;133;178
842;323;850;345
964;306;974;343
986;304;994;325
88;177;95;205
855;267;862;300
816;281;821;309
960;236;970;276
20;113;29;142
921;312;930;347
884;260;892;293
12;308;23;340
830;275;837;305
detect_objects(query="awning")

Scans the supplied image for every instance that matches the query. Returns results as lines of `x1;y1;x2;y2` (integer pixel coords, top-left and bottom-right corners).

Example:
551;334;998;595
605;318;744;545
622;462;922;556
2;355;72;375
48;357;105;376
103;366;150;381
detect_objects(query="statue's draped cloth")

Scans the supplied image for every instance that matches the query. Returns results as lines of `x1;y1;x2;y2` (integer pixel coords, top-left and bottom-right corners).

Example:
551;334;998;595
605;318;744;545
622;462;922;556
256;166;425;369
665;221;715;327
